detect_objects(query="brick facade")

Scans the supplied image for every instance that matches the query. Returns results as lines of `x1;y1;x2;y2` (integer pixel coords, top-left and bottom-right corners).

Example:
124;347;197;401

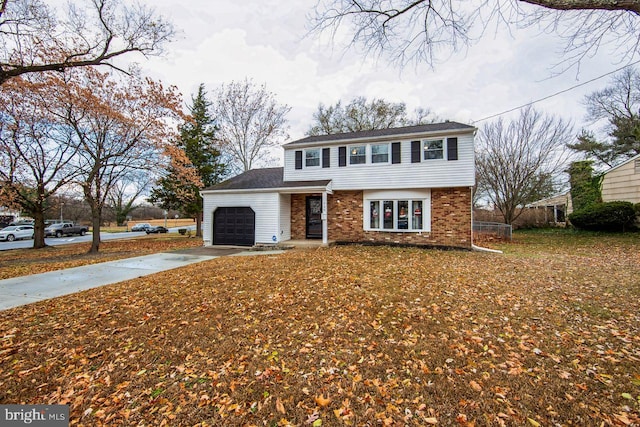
290;194;310;239
290;188;472;248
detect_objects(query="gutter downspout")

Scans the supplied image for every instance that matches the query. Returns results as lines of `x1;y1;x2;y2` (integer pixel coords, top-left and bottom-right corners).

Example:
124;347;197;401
470;186;503;254
321;191;328;246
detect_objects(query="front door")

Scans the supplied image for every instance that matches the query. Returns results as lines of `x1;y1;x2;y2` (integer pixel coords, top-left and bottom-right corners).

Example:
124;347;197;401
306;196;322;239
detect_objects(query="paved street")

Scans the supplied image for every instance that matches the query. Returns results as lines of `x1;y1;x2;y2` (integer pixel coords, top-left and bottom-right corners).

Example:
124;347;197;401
0;226;196;251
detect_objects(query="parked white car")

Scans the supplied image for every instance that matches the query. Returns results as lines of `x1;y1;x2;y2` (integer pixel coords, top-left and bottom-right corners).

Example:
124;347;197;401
0;225;34;241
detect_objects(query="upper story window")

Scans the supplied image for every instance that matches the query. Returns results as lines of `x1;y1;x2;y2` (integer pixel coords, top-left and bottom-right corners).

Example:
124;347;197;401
423;139;444;160
371;143;389;164
305;148;320;167
349;145;366;165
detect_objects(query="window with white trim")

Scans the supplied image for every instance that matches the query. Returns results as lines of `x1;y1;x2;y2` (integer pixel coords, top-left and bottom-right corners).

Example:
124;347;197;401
366;198;428;232
383;201;394;229
423;139;444;160
305;148;320;167
370;201;380;229
371;143;389;163
349;145;366;165
412;201;423;229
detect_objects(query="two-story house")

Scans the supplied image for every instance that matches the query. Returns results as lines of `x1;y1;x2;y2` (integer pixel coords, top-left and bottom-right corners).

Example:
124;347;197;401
201;121;476;249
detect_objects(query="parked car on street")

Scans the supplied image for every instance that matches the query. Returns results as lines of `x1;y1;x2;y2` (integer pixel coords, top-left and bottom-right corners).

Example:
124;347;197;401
146;226;168;234
131;223;152;232
0;225;34;241
9;219;34;226
44;222;89;237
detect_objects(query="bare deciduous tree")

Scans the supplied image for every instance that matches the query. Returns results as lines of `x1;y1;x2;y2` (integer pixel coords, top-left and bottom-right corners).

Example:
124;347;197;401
212;79;290;173
571;67;640;166
51;67;185;253
309;0;640;71
0;76;80;248
585;67;640;122
307;96;438;136
476;106;574;224
0;0;174;85
106;171;150;226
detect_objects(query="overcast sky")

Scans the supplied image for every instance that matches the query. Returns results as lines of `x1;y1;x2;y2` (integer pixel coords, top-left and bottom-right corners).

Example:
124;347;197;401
138;0;621;146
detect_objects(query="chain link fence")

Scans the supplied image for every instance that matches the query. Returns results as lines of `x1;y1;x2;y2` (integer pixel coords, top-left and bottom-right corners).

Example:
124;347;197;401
473;221;512;241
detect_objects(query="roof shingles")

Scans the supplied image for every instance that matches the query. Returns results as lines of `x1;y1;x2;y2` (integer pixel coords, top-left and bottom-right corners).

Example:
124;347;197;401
284;121;475;146
203;167;330;191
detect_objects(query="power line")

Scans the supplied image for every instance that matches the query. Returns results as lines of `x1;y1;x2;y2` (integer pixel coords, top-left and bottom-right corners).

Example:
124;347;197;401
473;60;640;124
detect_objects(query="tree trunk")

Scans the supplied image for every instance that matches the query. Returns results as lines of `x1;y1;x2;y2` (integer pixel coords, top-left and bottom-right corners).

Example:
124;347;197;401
196;214;202;238
89;208;101;254
32;209;47;249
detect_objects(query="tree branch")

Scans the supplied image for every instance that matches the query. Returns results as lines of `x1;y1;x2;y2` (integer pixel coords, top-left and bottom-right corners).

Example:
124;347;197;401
520;0;640;14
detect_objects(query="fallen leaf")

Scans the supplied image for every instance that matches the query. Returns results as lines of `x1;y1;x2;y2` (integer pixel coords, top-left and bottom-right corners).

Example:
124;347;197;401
315;395;331;407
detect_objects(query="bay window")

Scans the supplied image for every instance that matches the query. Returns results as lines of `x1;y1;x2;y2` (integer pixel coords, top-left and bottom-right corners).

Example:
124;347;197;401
364;190;430;232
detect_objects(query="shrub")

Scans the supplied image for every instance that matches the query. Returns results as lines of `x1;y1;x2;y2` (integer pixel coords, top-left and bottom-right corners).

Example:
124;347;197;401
568;161;602;212
569;201;637;232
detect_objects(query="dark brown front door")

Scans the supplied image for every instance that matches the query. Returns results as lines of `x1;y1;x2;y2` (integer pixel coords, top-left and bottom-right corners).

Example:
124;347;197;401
306;196;322;239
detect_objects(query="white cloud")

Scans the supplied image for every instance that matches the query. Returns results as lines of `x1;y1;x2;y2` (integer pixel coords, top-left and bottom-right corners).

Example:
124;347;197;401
139;0;625;158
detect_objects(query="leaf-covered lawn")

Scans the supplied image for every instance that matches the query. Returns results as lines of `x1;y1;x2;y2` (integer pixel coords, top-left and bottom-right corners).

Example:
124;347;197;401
1;231;639;426
0;236;203;279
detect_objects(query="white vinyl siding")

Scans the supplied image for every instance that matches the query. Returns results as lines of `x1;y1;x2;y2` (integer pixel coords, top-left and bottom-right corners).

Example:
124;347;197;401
283;133;475;189
279;194;291;241
202;192;282;246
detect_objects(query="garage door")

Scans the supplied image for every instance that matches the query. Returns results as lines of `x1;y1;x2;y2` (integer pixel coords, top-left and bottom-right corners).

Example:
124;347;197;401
213;207;255;246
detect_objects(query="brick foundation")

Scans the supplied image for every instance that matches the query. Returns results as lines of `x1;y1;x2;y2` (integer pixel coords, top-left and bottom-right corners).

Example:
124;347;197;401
290;188;472;248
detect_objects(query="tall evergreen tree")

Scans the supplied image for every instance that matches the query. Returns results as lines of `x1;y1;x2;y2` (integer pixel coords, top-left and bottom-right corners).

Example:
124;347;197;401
150;84;226;237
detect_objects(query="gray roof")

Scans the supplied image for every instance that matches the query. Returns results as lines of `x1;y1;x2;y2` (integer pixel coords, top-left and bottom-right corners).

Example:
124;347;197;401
285;121;475;146
203;167;331;191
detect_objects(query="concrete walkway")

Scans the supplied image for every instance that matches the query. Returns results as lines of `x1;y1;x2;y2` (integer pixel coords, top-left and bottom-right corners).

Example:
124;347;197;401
0;248;284;311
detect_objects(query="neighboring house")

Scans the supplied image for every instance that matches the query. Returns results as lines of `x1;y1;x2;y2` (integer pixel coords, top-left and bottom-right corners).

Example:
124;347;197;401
526;192;572;225
527;153;640;224
601;153;640;204
201;122;476;248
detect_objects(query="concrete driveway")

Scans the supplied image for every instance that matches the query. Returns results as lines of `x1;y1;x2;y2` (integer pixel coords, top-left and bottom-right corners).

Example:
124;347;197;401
0;247;283;311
